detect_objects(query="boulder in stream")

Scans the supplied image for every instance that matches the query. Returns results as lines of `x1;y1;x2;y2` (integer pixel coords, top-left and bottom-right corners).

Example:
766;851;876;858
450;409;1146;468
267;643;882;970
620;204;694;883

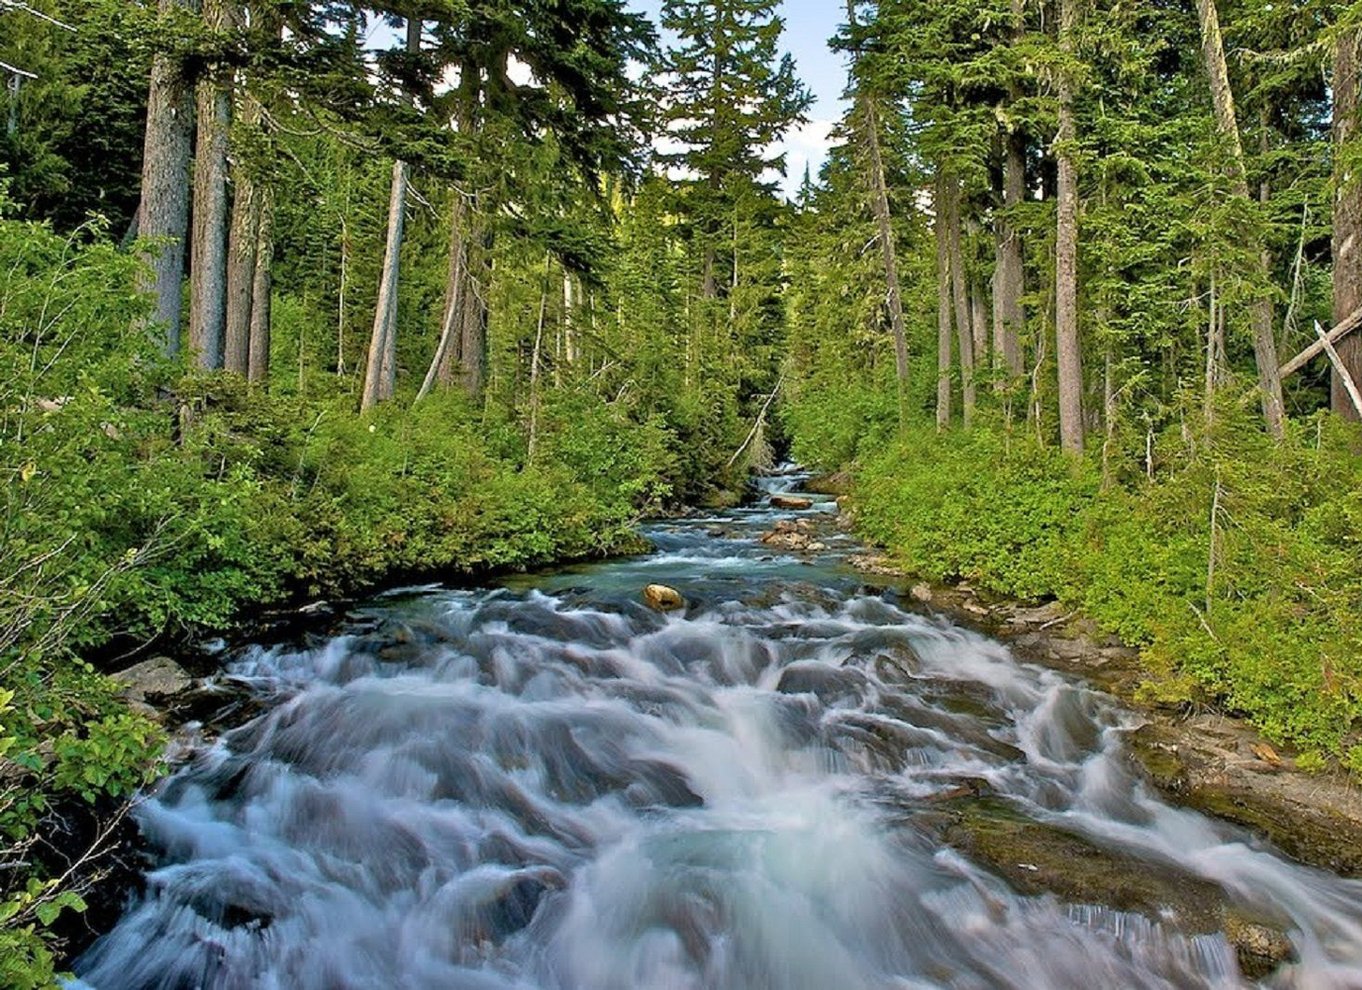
770;495;813;510
643;584;685;611
111;656;192;709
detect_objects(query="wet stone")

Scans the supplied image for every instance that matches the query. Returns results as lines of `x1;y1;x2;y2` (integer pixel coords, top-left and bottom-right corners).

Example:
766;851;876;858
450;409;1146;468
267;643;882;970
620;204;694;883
643;584;685;611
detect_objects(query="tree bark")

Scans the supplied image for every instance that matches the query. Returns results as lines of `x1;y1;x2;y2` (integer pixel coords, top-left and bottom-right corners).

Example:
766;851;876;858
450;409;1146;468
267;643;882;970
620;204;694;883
360;18;420;411
361;159;409;411
993;0;1027;386
135;0;196;356
995;127;1026;381
527;254;552;465
935;170;953;429
971;277;989;376
1333;24;1362;421
247;184;273;384
866;99;910;420
418;195;467;401
1055;0;1085;455
1195;0;1286;438
187;0;232;369
947;174;976;426
458;224;490;400
846;0;911;422
223;160;258;374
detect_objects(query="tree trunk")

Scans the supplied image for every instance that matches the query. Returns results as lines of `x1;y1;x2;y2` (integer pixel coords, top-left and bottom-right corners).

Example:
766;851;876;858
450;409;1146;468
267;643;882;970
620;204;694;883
223;87;262;376
361;159;409;411
458;217;491;400
1055;0;1085;455
564;271;578;369
223;165;258;374
1195;0;1286;438
247;184;273;384
866;98;910;421
418;195;467;401
135;0;196;356
360;18;421;412
1334;24;1362;421
993;0;1027;387
935;170;953;429
947;175;976;426
527;254;552;465
187;0;232;369
971;278;989;377
337;215;349;374
995;127;1026;381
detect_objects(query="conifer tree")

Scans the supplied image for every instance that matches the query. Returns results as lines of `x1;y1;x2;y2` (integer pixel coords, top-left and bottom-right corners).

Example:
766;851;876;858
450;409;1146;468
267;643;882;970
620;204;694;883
656;0;812;301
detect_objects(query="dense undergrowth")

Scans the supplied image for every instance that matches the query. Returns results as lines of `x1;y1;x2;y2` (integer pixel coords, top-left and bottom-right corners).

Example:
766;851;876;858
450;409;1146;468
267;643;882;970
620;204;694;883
786;382;1362;771
0;216;682;984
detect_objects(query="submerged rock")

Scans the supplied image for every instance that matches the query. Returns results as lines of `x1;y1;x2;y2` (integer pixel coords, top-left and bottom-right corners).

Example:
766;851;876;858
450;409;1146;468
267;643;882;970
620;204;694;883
932;797;1297;979
643;584;685;611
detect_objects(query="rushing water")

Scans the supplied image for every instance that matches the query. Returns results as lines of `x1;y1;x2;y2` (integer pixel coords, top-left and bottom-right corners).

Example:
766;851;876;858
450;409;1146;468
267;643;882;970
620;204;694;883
76;471;1362;989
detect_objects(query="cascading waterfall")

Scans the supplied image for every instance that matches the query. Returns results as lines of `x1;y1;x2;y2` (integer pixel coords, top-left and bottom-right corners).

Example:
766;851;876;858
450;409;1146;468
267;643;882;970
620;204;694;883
75;471;1362;989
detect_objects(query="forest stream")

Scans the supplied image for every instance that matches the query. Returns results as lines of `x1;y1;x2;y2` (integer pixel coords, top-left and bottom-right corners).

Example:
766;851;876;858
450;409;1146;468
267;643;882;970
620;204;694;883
72;471;1362;989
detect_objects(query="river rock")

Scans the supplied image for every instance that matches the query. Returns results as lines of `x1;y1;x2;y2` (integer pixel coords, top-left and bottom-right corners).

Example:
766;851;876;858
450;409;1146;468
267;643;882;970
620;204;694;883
936;797;1296;978
770;495;813;510
111;656;192;706
643;584;685;611
761;530;812;551
1225;912;1297;979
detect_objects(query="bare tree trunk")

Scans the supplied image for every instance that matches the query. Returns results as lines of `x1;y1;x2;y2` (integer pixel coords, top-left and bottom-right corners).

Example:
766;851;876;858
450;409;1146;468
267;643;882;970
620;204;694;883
1334;23;1362;421
360;18;420;411
1195;0;1286;438
187;0;231;369
135;0;196;356
935;170;953;429
1055;0;1085;455
247;185;273;384
418;195;467;402
361;159;409;411
564;271;578;368
947;175;976;426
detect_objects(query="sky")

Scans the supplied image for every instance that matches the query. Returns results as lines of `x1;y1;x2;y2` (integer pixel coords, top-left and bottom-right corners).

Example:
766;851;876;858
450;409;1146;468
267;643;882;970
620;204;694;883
628;0;849;197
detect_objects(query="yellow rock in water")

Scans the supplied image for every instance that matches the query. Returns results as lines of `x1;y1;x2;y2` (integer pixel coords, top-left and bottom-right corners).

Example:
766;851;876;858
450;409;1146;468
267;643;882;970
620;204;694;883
643;584;684;611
